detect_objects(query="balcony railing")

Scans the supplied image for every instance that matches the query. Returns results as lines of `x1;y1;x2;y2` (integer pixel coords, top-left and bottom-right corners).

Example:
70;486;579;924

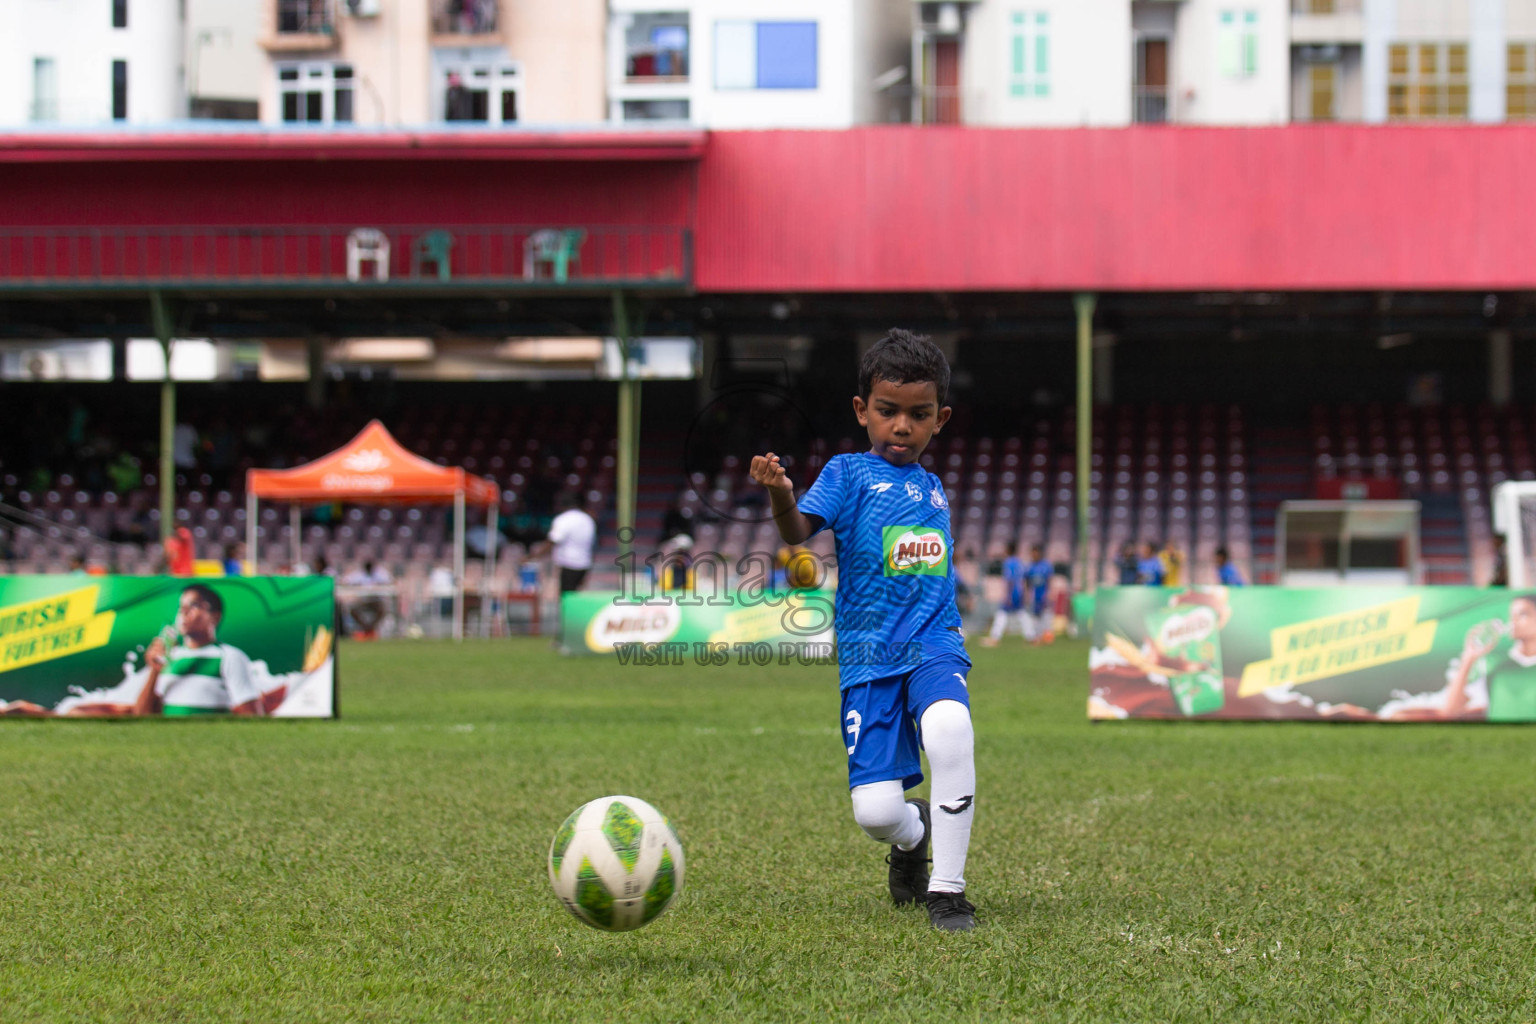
916;86;964;125
0;225;692;292
1134;87;1170;124
278;0;334;34
432;0;497;36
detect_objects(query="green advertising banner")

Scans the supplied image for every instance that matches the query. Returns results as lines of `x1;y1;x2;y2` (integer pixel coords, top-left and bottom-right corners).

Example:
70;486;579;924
0;576;335;718
561;590;836;659
1091;586;1536;722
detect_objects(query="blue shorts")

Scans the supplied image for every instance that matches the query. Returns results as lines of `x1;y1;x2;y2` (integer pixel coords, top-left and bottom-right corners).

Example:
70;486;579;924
841;655;971;791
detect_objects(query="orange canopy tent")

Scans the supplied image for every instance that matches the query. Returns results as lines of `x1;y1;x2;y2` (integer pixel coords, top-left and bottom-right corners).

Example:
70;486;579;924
245;420;499;640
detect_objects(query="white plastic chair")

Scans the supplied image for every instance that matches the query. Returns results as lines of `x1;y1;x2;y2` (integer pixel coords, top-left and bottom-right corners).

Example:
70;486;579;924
346;228;390;282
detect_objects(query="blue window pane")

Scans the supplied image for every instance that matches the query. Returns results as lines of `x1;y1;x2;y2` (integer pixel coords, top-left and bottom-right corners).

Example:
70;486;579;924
756;22;817;89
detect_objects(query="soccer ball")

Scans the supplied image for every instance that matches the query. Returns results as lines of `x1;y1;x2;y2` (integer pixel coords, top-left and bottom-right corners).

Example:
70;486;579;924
548;795;684;931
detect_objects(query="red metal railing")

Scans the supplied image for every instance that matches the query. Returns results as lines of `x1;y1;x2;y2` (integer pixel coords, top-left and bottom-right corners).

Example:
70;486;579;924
0;224;692;289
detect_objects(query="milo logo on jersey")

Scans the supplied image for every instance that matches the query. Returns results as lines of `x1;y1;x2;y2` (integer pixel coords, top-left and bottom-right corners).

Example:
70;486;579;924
882;526;949;577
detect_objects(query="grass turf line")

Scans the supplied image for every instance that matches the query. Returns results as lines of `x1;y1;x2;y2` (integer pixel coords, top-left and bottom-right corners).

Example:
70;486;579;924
2;638;1535;1023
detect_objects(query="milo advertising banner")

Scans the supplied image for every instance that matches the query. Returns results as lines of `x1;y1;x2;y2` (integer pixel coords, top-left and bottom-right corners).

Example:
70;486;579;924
1091;586;1536;722
561;590;837;661
0;576;336;718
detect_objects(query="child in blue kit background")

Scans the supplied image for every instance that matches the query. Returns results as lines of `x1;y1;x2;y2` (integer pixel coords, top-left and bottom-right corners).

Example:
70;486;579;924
1025;543;1056;643
749;329;978;933
981;541;1028;647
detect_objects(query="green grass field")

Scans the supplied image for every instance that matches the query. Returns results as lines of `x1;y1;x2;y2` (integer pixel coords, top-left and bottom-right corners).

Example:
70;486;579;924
4;637;1536;1023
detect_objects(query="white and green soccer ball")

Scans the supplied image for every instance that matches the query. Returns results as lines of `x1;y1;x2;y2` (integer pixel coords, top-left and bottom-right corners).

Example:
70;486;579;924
548;795;684;931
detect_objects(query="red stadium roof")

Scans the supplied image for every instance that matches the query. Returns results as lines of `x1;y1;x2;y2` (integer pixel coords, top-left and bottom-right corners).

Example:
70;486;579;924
1;124;1532;292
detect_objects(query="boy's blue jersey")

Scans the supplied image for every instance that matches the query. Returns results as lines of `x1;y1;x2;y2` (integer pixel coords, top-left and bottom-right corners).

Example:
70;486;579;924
1025;558;1054;611
1218;563;1245;586
798;452;970;690
1000;557;1026;611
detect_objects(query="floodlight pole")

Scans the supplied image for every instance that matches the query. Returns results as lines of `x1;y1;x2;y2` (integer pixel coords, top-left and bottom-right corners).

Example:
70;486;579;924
150;292;176;542
1074;292;1096;589
613;291;640;559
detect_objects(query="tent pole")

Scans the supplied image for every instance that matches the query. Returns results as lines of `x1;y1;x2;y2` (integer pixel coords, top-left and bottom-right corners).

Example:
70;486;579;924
453;489;466;641
290;504;301;570
483;499;498;638
246;489;258;573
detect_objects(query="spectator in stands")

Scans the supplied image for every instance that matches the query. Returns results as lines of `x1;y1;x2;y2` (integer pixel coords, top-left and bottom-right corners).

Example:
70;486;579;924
222;544;243;577
341;561;391;639
1116;543;1139;586
539;492;597;594
163;526;195;577
661;504;694;547
1049;569;1075;640
107;452;142;495
111;492;154;545
659;535;695;592
1160;541;1185;587
67;555;87;575
1215;547;1245;587
173;420;199;472
340;560;392;586
1490;535;1509;587
1136;541;1165;586
430;565;456;618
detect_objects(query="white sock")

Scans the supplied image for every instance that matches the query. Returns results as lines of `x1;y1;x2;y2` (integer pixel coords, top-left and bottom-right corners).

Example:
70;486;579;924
920;699;975;893
850;780;925;850
987;609;1007;641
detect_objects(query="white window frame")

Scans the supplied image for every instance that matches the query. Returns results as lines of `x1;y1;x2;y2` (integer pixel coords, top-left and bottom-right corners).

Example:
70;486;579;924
438;60;522;125
277;61;354;124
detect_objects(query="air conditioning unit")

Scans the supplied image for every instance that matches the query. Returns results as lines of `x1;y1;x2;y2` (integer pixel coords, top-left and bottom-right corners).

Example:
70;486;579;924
345;0;381;17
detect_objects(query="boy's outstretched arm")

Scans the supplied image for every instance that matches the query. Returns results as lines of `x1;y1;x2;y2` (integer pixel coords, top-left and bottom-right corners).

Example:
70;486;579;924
749;452;820;546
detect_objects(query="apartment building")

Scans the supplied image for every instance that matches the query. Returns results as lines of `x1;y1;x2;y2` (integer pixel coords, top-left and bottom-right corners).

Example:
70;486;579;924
607;0;910;126
1297;0;1536;123
0;0;184;125
258;0;606;126
913;0;1290;126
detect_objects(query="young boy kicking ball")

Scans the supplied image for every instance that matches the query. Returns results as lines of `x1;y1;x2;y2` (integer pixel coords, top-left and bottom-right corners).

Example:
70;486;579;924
749;329;977;932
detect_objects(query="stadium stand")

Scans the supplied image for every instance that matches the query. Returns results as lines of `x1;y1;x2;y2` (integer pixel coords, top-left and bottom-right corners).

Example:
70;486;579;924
2;393;1513;590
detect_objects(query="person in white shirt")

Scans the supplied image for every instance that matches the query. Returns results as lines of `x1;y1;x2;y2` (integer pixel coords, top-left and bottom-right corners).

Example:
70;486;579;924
134;584;265;716
541;493;597;594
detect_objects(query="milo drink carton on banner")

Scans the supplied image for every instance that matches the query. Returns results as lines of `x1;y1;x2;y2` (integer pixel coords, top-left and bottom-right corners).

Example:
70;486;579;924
1145;600;1226;716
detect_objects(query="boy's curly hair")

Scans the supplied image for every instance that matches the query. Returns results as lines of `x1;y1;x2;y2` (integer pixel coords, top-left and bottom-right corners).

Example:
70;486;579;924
858;329;951;406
